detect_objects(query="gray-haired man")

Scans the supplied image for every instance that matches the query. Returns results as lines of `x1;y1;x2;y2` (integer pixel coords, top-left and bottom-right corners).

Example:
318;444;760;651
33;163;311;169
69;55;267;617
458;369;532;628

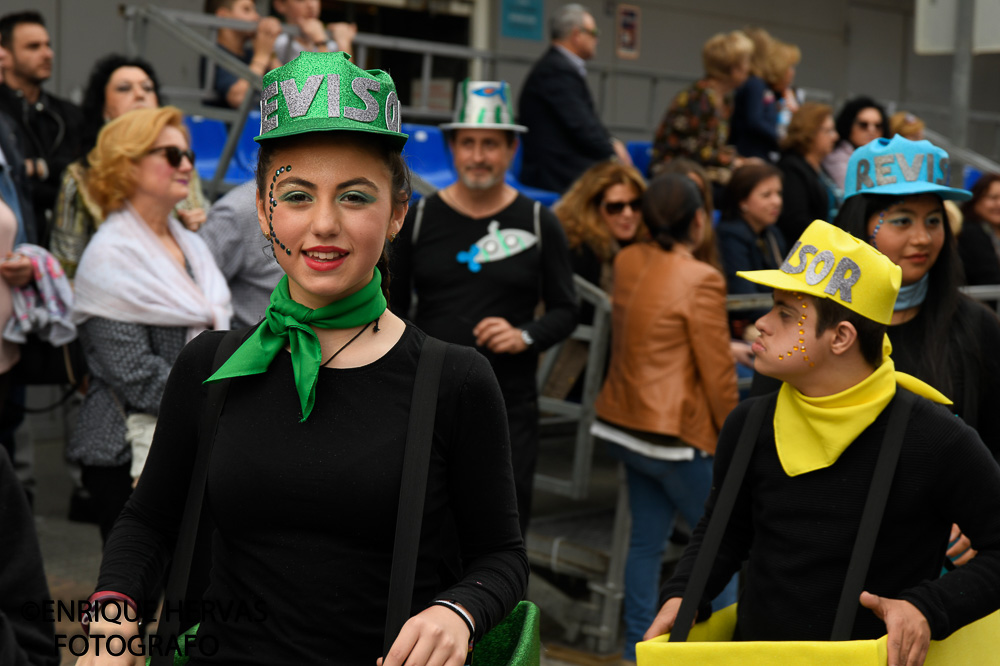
517;4;631;193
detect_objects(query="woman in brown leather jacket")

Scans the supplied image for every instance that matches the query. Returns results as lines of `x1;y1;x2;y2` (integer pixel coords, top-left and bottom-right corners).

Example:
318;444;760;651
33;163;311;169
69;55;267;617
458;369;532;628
592;173;738;663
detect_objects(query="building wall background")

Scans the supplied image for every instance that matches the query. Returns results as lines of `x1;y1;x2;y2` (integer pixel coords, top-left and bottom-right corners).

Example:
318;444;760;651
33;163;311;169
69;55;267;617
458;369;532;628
19;0;1000;156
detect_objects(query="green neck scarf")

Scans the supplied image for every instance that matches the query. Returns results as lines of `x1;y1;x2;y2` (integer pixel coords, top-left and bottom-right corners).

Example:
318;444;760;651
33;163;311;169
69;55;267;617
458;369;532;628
206;270;387;421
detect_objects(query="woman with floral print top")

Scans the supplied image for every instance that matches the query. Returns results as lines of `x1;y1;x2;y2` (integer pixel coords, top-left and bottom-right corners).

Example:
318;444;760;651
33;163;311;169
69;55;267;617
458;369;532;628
650;30;753;184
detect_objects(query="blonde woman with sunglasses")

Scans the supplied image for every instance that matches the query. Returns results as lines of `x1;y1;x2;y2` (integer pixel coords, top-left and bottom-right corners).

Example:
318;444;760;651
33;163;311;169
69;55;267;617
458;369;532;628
67;106;231;543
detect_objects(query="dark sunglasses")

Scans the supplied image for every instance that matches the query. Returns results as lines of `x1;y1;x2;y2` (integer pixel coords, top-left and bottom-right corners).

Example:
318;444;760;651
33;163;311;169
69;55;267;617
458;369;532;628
602;198;641;215
147;145;195;168
855;121;883;131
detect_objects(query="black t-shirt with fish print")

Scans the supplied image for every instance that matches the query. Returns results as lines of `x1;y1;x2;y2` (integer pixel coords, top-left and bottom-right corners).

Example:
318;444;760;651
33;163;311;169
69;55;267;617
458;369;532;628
389;192;578;399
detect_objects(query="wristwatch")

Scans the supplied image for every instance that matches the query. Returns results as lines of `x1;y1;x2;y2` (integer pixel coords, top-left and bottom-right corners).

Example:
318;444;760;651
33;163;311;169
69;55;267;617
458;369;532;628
520;329;534;347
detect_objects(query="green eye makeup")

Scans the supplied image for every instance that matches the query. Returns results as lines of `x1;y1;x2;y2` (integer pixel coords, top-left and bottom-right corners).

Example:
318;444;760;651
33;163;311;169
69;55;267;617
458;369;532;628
338;190;377;204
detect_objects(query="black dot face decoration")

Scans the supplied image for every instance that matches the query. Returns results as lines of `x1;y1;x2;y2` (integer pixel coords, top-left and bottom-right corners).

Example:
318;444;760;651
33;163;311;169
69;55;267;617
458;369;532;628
269;165;293;256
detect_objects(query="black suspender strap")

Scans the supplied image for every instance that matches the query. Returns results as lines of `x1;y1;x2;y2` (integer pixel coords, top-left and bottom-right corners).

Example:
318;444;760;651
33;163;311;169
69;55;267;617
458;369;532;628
669;397;769;642
830;389;916;640
382;336;449;658
668;390;916;644
150;329;245;666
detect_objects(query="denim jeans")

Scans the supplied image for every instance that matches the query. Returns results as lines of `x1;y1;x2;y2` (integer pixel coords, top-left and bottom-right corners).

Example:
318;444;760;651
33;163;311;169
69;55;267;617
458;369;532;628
606;442;739;661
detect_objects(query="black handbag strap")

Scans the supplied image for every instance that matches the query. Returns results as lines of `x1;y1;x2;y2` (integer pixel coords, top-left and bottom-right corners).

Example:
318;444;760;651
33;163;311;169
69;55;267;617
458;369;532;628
669;389;916;643
830;389;915;640
150;328;245;666
669;397;769;642
382;336;449;658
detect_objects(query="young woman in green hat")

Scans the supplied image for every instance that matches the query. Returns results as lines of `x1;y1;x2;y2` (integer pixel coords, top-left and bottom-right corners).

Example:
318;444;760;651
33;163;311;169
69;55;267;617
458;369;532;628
77;52;527;666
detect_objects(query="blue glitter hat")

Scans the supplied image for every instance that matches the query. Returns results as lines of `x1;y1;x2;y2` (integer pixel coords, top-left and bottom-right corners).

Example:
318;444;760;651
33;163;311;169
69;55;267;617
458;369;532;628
843;135;971;202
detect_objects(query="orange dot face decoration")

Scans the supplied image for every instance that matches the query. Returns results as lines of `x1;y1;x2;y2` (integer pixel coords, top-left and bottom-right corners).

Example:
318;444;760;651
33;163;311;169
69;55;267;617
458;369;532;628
776;294;815;365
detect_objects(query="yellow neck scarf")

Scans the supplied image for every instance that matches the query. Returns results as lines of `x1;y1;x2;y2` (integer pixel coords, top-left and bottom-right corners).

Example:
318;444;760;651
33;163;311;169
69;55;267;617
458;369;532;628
774;337;952;477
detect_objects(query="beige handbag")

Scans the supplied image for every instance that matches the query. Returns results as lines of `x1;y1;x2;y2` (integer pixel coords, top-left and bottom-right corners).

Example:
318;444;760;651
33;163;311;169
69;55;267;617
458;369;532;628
110;390;157;482
125;413;157;480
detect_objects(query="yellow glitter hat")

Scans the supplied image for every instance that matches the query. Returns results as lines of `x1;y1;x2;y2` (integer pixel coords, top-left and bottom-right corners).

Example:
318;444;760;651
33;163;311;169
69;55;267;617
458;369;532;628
737;220;902;325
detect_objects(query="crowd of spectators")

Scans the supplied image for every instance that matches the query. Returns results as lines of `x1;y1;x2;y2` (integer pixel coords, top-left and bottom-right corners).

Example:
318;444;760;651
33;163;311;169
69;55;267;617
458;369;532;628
1;3;1000;666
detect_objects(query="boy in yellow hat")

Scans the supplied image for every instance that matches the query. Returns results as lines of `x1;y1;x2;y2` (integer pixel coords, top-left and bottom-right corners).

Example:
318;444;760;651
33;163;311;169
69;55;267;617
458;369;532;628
644;220;1000;666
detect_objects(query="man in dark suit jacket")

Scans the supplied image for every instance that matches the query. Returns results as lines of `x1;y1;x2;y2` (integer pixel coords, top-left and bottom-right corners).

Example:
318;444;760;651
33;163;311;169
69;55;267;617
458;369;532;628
517;4;629;194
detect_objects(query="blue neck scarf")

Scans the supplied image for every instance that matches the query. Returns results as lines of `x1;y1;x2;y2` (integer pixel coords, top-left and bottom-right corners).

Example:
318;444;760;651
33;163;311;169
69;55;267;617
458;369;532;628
894;274;929;311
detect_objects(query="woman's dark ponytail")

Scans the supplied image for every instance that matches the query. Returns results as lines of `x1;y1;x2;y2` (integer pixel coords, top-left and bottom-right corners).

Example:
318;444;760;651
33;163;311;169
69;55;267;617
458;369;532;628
641;174;704;251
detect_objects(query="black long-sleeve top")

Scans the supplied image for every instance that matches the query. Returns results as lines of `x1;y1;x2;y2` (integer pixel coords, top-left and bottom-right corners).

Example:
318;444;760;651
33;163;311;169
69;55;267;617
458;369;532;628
661;391;1000;641
729;75;779;161
956;218;1000;286
887;297;1000;460
389;193;579;400
776;151;830;242
95;326;528;665
716;217;786;295
0;450;59;666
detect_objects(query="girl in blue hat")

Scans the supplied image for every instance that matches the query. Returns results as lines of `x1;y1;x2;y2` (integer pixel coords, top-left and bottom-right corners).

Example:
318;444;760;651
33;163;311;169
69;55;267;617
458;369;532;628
834;135;1000;564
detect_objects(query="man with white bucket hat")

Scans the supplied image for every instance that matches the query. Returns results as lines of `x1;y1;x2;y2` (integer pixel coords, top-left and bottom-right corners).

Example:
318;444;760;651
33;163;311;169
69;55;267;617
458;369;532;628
389;79;579;538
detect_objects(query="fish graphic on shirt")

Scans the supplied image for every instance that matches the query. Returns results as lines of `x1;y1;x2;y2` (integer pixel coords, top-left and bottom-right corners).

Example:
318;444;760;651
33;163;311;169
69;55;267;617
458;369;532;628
456;220;538;273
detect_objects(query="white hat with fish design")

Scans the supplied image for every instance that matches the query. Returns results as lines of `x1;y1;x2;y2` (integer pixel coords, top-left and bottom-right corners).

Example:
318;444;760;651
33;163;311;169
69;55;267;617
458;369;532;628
440;79;528;133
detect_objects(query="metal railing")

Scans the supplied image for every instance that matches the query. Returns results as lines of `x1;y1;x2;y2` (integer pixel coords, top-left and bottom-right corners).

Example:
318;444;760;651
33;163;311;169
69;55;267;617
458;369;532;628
924;127;1000;181
121;5;268;198
535;276;612;500
121;4;1000;196
727;285;1000;315
903;101;1000;168
119;5;698;128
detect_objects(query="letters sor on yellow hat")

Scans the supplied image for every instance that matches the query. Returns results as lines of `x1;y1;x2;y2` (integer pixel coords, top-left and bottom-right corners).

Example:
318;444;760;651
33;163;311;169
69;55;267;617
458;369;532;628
736;220;902;327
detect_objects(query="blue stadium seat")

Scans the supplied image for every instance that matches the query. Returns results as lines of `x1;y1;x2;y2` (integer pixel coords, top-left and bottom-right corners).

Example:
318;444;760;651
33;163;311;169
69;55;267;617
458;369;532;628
627;140;653;178
964;165;983;191
184;115;227;182
401;123;456;191
505;135;560;205
183;115;256;185
235;110;262;173
402;123;560;205
505;172;561;206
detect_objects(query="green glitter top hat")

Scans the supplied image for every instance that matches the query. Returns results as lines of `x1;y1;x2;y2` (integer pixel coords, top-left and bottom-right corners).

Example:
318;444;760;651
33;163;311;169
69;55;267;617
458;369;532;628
255;51;407;148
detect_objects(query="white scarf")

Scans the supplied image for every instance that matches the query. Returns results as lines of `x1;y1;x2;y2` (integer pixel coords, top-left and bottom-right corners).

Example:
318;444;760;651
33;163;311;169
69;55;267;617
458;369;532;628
73;203;232;340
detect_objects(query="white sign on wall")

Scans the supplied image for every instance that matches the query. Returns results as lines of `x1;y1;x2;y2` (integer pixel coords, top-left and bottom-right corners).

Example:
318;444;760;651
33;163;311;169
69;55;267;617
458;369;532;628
915;0;1000;54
